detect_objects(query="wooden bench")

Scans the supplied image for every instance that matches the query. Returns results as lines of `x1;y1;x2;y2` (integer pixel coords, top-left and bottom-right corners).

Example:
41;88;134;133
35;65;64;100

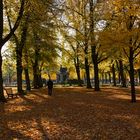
4;88;19;98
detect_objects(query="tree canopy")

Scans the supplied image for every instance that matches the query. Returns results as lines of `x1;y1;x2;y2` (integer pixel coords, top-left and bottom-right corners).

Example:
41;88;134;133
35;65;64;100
0;0;140;102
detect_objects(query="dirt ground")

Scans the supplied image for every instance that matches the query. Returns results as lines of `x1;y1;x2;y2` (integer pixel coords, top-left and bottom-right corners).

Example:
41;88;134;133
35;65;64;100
0;87;140;140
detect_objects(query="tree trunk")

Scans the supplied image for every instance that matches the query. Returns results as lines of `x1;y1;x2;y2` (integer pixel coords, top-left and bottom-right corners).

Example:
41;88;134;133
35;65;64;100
108;72;111;84
138;69;140;84
112;64;116;86
90;0;100;91
76;65;82;86
119;60;126;87
101;72;104;85
16;48;23;93
116;60;121;84
33;46;40;89
24;67;31;91
15;16;29;94
38;72;43;88
33;64;39;89
84;27;91;88
85;57;92;88
129;47;136;102
74;57;82;86
24;44;31;91
92;47;100;91
126;15;136;102
94;61;100;90
105;72;108;84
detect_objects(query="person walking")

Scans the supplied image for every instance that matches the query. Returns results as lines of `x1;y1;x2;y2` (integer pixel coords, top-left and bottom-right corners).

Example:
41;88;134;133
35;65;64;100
47;79;53;96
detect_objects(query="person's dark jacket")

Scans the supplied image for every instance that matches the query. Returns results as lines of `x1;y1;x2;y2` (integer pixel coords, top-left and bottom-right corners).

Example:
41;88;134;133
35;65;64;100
47;80;53;89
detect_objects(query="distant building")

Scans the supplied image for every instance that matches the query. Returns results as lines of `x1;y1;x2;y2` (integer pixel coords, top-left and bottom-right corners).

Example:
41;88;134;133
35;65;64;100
56;66;69;83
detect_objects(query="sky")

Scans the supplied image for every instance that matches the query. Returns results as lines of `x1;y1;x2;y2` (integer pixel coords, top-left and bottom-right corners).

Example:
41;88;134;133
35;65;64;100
2;42;8;56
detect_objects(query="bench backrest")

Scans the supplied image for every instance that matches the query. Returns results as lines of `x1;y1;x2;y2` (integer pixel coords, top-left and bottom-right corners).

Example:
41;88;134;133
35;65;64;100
4;88;13;94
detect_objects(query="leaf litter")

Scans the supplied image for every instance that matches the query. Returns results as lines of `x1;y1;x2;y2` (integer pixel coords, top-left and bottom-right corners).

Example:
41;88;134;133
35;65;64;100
0;87;140;140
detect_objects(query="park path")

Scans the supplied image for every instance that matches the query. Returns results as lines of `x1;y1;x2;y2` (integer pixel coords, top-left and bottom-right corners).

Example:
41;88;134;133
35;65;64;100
0;87;140;140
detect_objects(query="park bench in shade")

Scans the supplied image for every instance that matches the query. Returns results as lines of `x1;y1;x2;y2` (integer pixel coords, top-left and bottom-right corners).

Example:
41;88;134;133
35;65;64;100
4;88;19;98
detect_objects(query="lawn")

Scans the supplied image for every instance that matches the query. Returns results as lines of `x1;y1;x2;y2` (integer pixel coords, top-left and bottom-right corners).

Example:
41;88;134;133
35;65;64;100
0;87;140;140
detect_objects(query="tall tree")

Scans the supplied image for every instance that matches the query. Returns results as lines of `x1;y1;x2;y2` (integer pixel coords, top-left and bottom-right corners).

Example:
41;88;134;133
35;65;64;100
101;0;140;102
23;43;31;91
63;35;83;86
63;0;92;88
118;59;126;87
6;1;30;94
16;15;29;94
0;0;25;102
90;0;100;90
90;0;111;90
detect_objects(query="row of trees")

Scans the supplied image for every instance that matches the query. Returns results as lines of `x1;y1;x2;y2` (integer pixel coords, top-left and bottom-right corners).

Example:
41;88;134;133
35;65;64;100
0;0;60;102
0;0;139;103
58;0;140;102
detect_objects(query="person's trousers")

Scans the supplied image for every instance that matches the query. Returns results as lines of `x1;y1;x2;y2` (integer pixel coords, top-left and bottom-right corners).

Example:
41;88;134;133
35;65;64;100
48;88;52;95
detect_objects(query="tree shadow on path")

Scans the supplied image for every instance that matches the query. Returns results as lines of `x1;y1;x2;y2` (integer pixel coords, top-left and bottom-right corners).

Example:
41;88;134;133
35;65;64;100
0;103;32;140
